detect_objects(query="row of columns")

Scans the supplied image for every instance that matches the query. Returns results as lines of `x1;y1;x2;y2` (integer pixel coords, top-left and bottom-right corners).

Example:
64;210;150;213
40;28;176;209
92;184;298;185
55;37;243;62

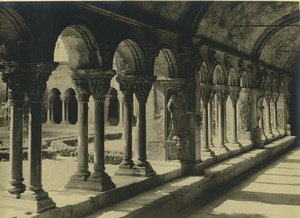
66;72;157;191
199;83;290;155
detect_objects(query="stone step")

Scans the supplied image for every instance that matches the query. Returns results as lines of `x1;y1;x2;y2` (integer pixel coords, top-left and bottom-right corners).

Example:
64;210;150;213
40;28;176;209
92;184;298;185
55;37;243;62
84;136;296;218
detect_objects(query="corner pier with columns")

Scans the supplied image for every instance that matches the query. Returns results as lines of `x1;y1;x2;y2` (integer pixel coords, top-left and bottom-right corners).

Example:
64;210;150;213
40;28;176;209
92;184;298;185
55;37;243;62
0;1;298;216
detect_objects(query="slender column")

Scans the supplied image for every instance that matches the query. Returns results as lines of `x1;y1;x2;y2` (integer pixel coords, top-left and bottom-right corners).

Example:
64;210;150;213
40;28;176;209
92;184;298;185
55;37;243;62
61;95;66;123
104;95;110;125
224;106;228;143
115;76;136;176
257;91;267;140
67;78;91;182
229;87;240;145
21;62;57;212
1;64;26;198
208;100;214;146
215;85;228;149
86;69;116;191
64;95;71;124
134;75;156;176
272;92;279;134
199;84;214;156
46;106;51;124
265;92;273;136
118;93;124;127
49;97;55;124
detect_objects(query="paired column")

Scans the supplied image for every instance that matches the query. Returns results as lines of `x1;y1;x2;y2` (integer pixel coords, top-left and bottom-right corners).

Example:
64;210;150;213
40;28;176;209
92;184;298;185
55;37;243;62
133;75;156;176
21;62;57;212
264;91;274;137
1;63;26;198
115;76;135;175
66;78;91;184
86;69;116;191
199;84;214;156
208;100;214;147
257;91;267;141
229;87;241;146
272;92;280;135
215;85;229;150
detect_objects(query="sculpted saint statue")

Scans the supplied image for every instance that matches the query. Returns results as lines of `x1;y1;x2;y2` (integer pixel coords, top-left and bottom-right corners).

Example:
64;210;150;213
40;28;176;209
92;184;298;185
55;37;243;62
167;91;184;140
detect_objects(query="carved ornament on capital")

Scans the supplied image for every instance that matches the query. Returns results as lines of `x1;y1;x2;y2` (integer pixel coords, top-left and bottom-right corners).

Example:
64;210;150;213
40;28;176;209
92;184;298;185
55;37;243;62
199;83;213;104
229;86;241;105
71;77;91;102
133;75;156;104
214;85;229;103
264;91;272;103
0;62;26;104
272;92;279;104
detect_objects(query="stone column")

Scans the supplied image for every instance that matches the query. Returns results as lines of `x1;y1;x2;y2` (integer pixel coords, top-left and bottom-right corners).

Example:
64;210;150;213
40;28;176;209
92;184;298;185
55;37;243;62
265;91;274;137
224;106;228;143
0;63;26;198
208;100;214;147
257;91;267;141
134;75;156;176
115;76;135;175
229;87;241;146
85;69;116;191
104;95;111;125
118;93;124;127
21;62;57;213
272;92;280;135
49;96;55;124
239;88;252;141
199;84;214;156
215;85;229;150
66;78;91;186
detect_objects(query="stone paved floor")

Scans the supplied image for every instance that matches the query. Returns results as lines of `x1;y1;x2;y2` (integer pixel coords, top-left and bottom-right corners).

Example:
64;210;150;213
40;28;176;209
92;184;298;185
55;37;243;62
175;146;300;218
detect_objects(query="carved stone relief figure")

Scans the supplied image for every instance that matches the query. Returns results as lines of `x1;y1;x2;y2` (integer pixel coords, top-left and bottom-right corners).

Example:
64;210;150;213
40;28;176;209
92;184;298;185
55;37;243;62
167;90;185;141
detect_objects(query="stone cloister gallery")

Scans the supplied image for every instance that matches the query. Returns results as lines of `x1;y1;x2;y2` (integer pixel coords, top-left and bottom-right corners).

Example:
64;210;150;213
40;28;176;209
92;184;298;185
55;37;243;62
0;1;299;217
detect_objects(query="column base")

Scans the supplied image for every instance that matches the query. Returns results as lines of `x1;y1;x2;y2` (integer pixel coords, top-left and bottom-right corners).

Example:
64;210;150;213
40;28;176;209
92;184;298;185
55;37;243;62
201;147;216;157
86;172;116;191
115;163;138;176
6;182;26;199
134;162;156;177
20;189;56;213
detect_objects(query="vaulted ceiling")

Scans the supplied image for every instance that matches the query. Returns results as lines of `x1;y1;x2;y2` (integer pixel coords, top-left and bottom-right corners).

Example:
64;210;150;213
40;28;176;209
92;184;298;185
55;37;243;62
79;1;299;73
0;1;299;74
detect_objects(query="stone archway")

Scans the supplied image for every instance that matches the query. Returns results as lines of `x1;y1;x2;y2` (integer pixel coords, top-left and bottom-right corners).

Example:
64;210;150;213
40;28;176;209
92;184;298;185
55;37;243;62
64;88;78;124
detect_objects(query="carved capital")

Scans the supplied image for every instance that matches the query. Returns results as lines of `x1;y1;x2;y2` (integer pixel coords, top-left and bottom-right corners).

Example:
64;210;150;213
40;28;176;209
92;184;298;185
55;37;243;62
116;75;135;93
272;92;279;104
72;78;90;102
214;85;228;103
199;84;213;104
229;86;241;105
0;62;25;104
75;69;116;101
133;75;156;104
264;91;272;103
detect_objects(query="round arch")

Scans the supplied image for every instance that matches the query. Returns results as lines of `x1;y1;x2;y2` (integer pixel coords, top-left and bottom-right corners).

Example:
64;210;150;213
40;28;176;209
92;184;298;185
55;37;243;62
0;6;32;61
154;48;179;79
50;88;62;124
113;39;146;75
54;24;102;70
227;67;239;87
64;88;77;124
212;64;226;85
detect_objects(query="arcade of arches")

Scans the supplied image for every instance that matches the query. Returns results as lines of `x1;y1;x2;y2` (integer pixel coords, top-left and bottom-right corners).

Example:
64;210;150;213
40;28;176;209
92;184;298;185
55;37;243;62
0;1;299;216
